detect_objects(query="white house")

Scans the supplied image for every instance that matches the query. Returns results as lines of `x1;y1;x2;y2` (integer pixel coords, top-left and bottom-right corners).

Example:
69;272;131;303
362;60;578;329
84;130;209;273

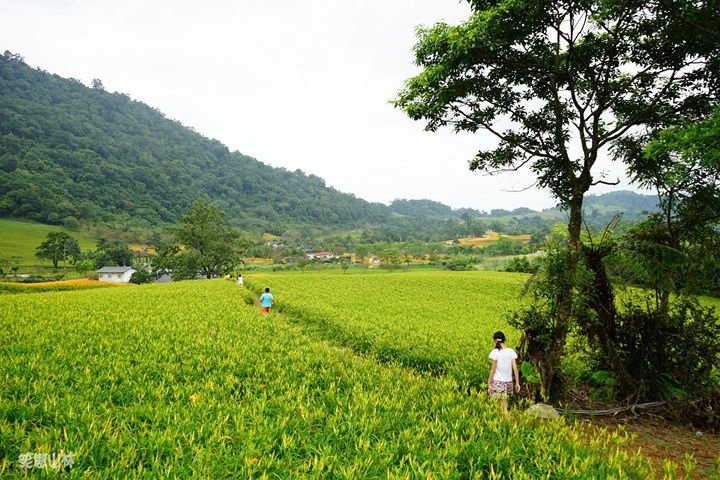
97;266;136;283
306;251;335;261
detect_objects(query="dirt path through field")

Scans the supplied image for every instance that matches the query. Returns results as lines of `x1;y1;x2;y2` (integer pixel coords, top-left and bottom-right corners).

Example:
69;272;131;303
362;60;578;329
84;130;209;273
579;416;719;479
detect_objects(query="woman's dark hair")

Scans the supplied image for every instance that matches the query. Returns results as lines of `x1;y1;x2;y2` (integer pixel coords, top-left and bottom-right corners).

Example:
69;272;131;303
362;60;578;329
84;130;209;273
493;331;506;350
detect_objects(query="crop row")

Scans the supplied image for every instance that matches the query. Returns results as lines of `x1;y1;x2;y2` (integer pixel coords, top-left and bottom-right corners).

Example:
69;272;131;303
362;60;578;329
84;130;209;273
0;280;665;477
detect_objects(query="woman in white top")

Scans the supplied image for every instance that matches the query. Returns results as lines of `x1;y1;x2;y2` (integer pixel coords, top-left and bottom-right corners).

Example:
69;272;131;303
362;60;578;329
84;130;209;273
487;331;520;416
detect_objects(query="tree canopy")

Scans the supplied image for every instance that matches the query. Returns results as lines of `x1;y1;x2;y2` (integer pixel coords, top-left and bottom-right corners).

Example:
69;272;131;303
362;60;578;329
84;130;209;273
35;231;80;268
395;0;717;221
164;199;251;280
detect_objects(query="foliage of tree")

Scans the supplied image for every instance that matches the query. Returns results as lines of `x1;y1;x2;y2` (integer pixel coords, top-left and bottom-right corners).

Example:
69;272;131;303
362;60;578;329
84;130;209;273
389;199;455;218
90;238;134;268
166;199;251;280
129;269;154;285
623;106;720;302
35;231;80;268
588;105;720;407
505;256;539;274
442;256;477;271
482;237;518;256
615;298;720;402
74;259;94;276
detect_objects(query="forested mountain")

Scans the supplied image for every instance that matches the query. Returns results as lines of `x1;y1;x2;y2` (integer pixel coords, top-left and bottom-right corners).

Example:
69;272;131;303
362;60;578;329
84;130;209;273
582;190;659;213
360;191;660;242
390;192;659;222
0;52;390;232
0;51;659;238
389;199;455;218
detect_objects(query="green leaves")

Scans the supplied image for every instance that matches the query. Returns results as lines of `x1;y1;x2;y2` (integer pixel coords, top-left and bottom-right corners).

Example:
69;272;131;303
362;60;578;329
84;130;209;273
397;0;719;212
34;231;80;269
521;361;542;384
167;199;250;279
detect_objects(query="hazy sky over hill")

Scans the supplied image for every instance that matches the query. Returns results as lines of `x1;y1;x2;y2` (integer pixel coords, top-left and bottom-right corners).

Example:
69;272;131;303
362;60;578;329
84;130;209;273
0;0;645;211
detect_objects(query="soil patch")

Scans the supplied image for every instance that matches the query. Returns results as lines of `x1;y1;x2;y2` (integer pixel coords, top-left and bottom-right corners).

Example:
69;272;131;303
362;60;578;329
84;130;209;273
578;415;719;479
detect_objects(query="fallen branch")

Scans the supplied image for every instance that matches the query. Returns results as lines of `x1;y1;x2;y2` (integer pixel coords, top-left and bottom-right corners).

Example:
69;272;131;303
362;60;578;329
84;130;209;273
556;401;667;416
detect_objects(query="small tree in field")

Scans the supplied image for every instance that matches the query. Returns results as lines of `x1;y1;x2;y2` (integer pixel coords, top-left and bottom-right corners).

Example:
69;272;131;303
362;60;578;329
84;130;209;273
74;259;94;276
170;198;251;280
35;232;80;269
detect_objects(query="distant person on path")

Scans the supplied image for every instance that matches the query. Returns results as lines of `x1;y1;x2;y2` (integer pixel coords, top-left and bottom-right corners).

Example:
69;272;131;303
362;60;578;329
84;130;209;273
487;331;520;416
236;274;243;286
259;287;274;314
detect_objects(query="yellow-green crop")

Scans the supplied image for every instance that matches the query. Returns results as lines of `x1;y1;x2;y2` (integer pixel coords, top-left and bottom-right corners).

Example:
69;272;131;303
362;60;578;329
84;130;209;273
246;271;529;387
1;279;667;478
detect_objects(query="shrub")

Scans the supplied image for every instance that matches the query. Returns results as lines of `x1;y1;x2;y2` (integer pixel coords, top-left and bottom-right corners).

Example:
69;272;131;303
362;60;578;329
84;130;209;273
129;269;154;284
442;256;475;271
504;256;539;273
589;370;617;402
615;298;720;401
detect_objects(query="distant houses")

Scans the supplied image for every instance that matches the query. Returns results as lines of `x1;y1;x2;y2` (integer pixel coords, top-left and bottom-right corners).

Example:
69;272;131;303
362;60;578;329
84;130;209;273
306;251;335;261
97;266;136;283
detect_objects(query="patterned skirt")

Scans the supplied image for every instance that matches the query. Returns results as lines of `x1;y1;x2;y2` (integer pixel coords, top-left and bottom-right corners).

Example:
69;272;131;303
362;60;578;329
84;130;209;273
488;380;514;397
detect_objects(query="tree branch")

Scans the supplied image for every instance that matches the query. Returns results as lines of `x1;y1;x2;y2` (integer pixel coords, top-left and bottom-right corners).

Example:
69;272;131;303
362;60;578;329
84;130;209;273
591;178;621;186
449;102;557;161
656;0;720;40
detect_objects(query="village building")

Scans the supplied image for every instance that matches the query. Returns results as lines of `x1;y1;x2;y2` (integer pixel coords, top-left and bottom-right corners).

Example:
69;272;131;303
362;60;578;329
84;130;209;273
306;252;335;261
97;266;136;283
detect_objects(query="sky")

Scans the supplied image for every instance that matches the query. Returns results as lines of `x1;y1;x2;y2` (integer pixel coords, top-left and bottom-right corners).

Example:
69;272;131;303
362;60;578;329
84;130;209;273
0;0;644;212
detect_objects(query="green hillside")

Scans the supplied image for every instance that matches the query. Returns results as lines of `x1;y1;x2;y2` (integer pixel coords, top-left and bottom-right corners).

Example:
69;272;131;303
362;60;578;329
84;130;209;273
0;52;389;232
0;218;96;268
0;51;660;242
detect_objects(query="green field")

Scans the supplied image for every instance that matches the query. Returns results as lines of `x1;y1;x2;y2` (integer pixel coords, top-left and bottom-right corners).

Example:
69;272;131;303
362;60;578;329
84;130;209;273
0;218;97;270
245;271;529;387
0;274;701;478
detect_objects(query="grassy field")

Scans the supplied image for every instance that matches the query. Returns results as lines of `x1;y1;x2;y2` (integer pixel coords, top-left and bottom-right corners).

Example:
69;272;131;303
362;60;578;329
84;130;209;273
245;271;529;387
0;276;674;478
458;232;532;247
0;218;97;269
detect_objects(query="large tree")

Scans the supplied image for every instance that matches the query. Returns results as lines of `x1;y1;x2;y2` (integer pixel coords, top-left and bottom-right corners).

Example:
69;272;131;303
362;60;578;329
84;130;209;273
395;0;719;391
170;198;250;279
35;231;80;269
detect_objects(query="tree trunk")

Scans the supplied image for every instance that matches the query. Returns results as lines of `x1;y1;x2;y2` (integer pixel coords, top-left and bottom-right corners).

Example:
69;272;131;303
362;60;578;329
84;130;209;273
542;189;584;397
581;246;633;395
